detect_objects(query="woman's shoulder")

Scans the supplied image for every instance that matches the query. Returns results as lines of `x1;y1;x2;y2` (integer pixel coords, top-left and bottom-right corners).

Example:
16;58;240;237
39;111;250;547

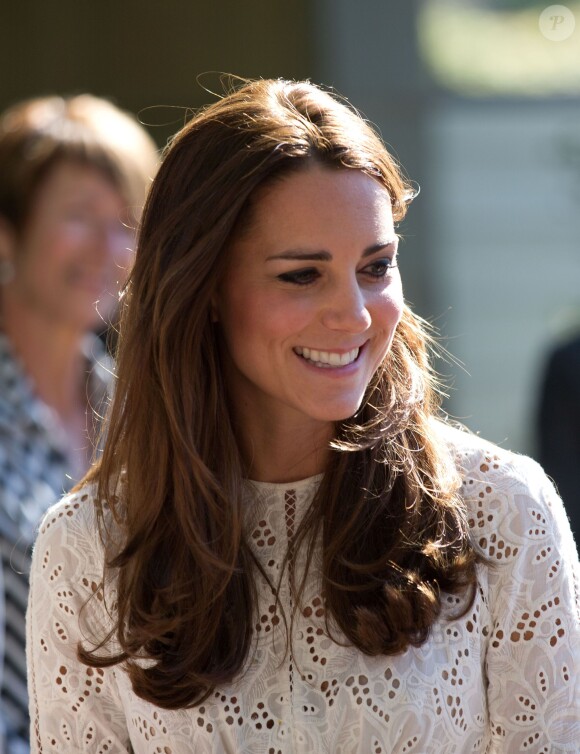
33;482;110;566
435;421;578;562
435;419;552;492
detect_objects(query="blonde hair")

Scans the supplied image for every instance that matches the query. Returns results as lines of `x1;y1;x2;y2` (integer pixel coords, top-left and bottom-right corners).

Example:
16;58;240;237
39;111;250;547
0;94;158;231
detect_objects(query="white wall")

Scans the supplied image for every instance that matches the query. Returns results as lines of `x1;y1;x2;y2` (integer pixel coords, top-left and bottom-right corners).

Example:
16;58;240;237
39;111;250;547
425;102;580;454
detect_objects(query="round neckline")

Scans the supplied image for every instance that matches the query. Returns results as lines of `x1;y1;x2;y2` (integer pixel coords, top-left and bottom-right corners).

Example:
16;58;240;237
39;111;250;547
244;473;324;494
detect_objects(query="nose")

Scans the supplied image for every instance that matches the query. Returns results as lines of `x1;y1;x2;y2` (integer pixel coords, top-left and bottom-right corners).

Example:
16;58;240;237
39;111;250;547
320;277;372;333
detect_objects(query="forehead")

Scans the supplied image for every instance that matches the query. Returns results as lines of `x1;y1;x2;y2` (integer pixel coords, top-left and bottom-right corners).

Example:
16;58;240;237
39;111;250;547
242;165;395;243
39;160;120;194
29;161;125;213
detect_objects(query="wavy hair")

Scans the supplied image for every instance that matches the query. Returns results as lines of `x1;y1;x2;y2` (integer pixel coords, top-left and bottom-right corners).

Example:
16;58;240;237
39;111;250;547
80;78;477;708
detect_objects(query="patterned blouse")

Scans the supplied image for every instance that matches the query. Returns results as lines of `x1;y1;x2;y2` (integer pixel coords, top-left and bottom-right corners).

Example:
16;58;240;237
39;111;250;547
27;427;580;753
0;332;111;751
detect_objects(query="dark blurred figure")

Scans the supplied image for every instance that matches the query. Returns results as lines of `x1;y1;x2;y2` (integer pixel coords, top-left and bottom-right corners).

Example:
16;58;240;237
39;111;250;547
537;332;580;548
0;95;158;752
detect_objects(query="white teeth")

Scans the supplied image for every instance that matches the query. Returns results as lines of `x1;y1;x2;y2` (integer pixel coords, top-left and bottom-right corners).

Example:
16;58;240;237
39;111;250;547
294;346;360;368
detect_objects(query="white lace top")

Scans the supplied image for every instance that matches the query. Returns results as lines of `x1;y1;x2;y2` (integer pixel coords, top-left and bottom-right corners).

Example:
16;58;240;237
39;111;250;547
27;429;580;753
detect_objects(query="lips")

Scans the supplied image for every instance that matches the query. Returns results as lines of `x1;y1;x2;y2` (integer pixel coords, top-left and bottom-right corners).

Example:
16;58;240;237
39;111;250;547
294;346;360;368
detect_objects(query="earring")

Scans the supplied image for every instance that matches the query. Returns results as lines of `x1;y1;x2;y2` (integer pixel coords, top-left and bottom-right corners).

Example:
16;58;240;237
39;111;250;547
0;259;14;285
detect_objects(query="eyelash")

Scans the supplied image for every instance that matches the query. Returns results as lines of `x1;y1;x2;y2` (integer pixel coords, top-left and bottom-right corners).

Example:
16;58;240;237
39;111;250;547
277;258;397;286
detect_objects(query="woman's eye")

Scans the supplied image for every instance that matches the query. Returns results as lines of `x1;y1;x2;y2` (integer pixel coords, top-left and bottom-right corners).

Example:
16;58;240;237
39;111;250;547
363;258;396;278
277;268;320;286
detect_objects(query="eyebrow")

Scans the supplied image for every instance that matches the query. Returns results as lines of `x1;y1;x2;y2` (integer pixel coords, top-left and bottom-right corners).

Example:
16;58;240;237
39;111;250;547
266;239;398;262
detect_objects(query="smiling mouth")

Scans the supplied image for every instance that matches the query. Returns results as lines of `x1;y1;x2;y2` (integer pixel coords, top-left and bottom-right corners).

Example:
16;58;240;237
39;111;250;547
294;346;360;368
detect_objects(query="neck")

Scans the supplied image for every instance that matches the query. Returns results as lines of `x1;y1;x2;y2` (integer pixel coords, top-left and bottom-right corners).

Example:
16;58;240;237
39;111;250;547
1;297;85;418
233;409;334;484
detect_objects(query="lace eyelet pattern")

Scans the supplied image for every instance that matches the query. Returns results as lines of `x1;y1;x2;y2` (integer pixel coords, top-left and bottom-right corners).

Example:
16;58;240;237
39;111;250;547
27;429;580;752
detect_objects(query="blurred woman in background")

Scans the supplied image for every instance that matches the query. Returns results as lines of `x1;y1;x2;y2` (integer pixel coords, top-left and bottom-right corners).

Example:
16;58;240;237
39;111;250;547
0;94;158;751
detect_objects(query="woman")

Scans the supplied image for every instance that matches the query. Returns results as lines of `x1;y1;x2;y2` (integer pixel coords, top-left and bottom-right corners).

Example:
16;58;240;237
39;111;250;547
0;94;158;749
27;79;579;752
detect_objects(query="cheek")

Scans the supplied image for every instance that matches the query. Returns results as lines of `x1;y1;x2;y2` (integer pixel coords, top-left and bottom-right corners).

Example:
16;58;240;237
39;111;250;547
14;243;52;285
218;290;265;361
21;229;74;278
113;247;134;273
375;281;404;333
105;250;132;292
220;288;310;352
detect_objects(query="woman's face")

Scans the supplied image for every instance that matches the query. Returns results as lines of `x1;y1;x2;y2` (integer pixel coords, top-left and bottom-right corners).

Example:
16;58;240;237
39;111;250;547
1;161;133;331
214;164;404;433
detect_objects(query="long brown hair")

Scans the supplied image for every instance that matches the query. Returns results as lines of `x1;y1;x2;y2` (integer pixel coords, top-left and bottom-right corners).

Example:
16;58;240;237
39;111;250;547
80;78;477;708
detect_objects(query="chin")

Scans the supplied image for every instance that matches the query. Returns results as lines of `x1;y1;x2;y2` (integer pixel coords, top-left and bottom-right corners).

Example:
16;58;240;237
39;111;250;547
309;401;365;424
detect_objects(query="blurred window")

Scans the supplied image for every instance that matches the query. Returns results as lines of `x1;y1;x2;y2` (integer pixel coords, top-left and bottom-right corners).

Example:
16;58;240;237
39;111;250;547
418;0;580;96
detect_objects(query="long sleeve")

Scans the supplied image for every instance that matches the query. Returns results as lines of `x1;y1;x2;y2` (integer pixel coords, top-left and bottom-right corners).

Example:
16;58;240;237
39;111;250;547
480;454;580;750
26;493;131;752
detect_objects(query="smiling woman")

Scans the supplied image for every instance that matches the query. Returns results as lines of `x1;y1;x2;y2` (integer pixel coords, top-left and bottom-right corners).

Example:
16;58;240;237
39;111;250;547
0;94;158;750
214;165;404;479
4;161;133;331
26;79;579;752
